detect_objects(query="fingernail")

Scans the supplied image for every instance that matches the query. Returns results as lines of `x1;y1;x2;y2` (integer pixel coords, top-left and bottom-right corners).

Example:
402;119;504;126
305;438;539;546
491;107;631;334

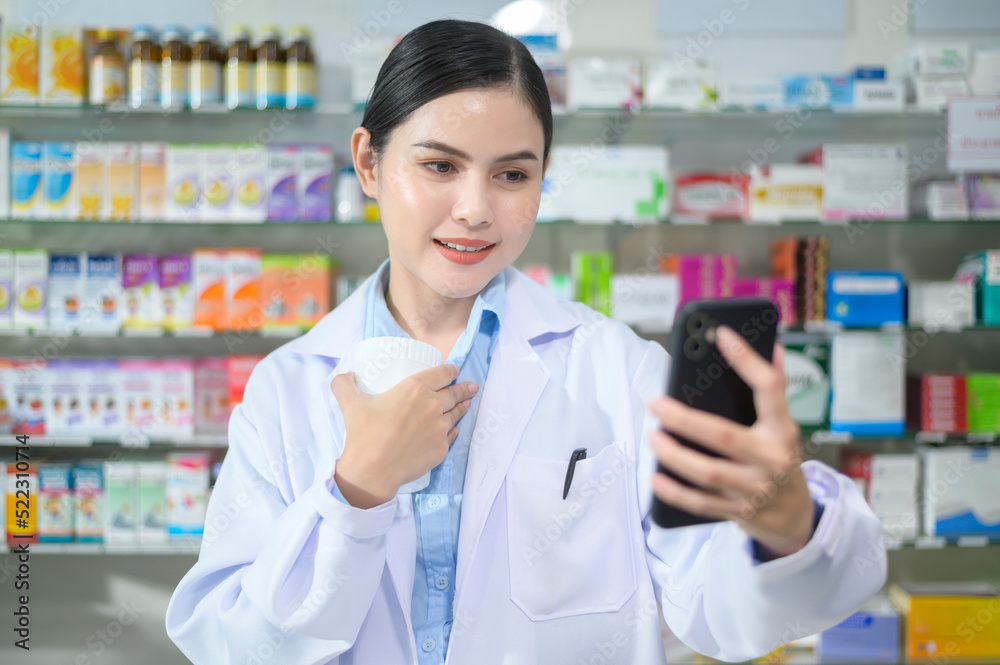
469;383;479;394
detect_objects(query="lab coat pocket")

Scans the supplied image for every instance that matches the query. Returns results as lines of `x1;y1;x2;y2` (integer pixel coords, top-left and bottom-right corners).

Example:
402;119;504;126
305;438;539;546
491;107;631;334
506;440;637;621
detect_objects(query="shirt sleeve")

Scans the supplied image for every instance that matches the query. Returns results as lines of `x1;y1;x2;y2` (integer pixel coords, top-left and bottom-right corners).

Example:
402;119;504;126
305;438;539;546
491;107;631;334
750;498;827;564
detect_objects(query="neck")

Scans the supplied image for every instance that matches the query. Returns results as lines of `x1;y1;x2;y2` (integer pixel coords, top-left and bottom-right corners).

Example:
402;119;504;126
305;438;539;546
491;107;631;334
384;260;478;342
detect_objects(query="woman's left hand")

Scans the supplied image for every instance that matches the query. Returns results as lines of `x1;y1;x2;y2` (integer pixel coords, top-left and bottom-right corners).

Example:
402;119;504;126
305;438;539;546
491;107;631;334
645;325;815;558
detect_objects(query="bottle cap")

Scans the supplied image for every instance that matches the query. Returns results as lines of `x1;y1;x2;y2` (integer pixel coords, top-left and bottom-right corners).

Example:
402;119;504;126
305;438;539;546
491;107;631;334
257;24;281;42
229;24;251;41
191;25;217;42
132;25;157;41
289;25;311;41
162;25;188;42
349;336;444;394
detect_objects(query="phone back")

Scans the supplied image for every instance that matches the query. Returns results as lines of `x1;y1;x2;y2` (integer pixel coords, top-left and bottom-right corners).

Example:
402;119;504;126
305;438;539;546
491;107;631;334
652;298;779;529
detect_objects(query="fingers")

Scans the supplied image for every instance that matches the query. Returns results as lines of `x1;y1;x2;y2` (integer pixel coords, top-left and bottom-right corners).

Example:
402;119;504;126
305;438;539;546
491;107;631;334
714;326;789;422
647;429;760;495
440;381;479;412
412;363;461;391
649;396;756;462
445;397;473;430
650;471;743;521
330;371;361;405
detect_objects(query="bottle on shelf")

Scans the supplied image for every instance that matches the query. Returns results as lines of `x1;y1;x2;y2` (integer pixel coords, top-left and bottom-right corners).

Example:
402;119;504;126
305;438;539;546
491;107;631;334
89;28;126;106
160;25;191;110
225;25;255;110
129;25;161;108
254;25;286;110
284;25;316;110
189;25;223;110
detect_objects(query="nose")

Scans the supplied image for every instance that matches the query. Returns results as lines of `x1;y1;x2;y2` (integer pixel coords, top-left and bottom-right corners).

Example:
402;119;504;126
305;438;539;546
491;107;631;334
451;174;493;226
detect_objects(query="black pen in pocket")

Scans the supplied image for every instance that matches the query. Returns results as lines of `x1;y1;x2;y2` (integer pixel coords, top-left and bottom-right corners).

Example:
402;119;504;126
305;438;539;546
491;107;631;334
562;448;588;499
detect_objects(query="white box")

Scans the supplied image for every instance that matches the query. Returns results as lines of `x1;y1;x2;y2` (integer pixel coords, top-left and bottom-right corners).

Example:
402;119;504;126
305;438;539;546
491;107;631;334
47;252;86;333
830;331;905;436
921;447;1000;538
907;281;976;329
914;43;971;76
83;359;123;438
567;58;642;111
853;81;906;111
137;462;168;545
202;144;234;222
45;359;87;435
643;59;715;110
969;50;1000;96
120;359;159;441
538;145;669;223
14;248;48;330
166;452;210;539
165;144;204;222
158;358;194;439
232;144;267;222
717;79;784;110
80;253;123;334
610;273;679;331
103;461;138;544
926;181;970;220
748;164;823;222
0;250;13;329
822;144;908;222
915;76;969;111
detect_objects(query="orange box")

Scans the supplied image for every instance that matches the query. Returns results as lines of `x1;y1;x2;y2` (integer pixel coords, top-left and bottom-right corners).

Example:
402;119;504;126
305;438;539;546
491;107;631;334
260;253;332;330
226;249;262;331
40;26;84;106
890;582;1000;660
192;249;227;331
7;462;39;546
2;24;39;104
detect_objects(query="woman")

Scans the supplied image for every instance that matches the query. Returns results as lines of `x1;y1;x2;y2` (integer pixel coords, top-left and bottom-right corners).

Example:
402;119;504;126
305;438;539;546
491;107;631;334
166;19;886;665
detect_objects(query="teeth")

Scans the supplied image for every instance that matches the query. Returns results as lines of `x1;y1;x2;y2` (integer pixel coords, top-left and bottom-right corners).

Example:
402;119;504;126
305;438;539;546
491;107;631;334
441;241;488;253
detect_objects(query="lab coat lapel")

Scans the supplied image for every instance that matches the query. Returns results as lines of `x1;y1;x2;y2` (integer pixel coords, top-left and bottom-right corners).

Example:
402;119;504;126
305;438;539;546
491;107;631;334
455;320;550;598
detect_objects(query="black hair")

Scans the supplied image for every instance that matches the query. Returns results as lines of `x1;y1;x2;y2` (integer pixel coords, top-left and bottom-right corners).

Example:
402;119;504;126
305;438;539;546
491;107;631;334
361;19;553;165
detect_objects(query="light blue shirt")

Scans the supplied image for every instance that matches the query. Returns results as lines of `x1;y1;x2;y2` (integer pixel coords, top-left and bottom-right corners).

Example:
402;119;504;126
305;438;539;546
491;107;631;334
333;257;504;664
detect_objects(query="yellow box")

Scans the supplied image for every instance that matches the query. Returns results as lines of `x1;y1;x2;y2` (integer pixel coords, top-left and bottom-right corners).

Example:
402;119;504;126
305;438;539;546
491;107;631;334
890;582;1000;660
105;142;137;221
40;26;84;106
2;24;38;104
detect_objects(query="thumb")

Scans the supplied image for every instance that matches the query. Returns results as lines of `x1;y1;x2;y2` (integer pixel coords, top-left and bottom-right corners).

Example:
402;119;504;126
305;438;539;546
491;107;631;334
330;371;360;404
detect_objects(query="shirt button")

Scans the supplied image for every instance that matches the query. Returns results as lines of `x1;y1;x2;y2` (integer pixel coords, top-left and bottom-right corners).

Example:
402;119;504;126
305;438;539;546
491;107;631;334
427;496;441;510
422;637;436;652
435;575;449;590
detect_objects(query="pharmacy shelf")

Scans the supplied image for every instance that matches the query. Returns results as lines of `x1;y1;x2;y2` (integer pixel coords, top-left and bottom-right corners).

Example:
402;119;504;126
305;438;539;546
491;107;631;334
4;541;202;555
808;431;997;445
0;434;228;448
632;322;1000;336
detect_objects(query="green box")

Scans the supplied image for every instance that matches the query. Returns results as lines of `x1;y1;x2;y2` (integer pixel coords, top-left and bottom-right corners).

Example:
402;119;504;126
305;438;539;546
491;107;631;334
571;251;613;317
967;373;1000;434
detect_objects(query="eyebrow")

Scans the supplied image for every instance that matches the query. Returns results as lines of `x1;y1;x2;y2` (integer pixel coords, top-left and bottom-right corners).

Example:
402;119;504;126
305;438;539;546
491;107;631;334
411;140;538;164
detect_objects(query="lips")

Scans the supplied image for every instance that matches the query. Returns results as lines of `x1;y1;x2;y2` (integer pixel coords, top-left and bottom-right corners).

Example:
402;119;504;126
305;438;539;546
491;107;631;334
434;237;496;249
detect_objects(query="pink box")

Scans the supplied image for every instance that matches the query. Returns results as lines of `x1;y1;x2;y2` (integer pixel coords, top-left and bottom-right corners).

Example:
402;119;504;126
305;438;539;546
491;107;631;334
733;276;796;326
194;358;229;436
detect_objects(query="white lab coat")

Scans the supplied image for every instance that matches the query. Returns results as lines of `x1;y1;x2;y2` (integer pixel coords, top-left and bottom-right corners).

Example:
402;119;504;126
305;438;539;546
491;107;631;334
165;264;887;665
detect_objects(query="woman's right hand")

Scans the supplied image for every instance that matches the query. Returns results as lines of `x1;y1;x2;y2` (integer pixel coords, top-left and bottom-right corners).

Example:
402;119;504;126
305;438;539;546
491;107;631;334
330;363;478;509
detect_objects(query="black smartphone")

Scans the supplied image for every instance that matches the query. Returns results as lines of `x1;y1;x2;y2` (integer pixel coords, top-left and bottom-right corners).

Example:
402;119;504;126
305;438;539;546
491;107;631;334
652;298;779;529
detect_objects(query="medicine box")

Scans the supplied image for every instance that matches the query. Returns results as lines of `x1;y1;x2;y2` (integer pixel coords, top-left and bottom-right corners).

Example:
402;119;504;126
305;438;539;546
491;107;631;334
908;281;976;329
0;129;9;216
956;250;1000;324
11;359;46;435
48;252;85;333
84;359;123;438
138;142;167;222
672;173;748;221
46;358;87;435
40;26;84;106
826;271;905;327
120;359;158;439
260;254;331;330
81;253;123;334
660;253;737;308
158;358;194;439
193;249;228;331
890;582;1000;660
202;144;234;222
732;277;794;327
0;250;11;329
233;144;268;222
166;452;210;539
298;143;333;221
967;373;1000;434
105;142;137;221
967;175;1000;221
72;462;103;542
74;142;105;220
137;461;168;545
227;248;262;331
907;373;968;434
783;73;852;109
7;462;38;543
821;144;908;222
103;461;137;544
159;254;194;330
194;357;229;436
748;165;823;222
572;251;613;317
921;446;1000;539
642;60;715;110
14;248;48;330
38;463;74;543
567;57;642;111
122;254;160;329
11;141;43;219
227;355;263;411
717;79;784;110
610;273;679;332
165;144;203;222
267;144;298;222
2;24;39;104
817;598;900;662
779;335;830;428
43;141;76;219
830;331;905;436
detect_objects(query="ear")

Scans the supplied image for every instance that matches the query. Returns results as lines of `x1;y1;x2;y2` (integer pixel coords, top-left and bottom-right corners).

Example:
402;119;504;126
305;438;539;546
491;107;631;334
351;126;379;199
541;152;550;180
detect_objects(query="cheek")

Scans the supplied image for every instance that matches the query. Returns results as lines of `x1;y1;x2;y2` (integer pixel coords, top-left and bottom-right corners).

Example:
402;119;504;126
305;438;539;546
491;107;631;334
500;190;541;235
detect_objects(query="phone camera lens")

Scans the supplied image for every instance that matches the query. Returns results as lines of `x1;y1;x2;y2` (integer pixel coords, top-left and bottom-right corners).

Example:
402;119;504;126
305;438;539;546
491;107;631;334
684;336;707;361
687;312;711;336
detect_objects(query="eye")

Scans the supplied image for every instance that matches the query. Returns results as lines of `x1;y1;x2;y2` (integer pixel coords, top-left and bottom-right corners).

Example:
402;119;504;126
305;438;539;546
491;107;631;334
500;170;527;184
425;161;454;175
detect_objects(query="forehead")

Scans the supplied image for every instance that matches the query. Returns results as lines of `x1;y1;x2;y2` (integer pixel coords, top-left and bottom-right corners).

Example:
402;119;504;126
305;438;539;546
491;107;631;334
392;87;544;152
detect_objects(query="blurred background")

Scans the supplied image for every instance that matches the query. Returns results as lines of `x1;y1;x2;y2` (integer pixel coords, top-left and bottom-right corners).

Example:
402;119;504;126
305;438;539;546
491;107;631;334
2;0;1000;663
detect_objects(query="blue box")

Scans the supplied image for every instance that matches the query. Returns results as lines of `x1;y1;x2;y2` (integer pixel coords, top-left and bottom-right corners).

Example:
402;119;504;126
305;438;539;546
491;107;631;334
818;605;900;662
827;271;906;327
853;66;887;80
784;74;853;109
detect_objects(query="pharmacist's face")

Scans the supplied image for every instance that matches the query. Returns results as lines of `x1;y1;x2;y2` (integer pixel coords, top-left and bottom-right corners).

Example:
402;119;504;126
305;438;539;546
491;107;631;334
373;87;546;299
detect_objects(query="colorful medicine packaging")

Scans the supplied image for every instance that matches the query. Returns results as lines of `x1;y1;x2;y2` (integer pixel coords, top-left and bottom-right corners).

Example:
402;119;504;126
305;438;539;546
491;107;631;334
159;254;194;329
48;252;85;333
40;26;84;106
74;142;105;220
890;582;1000;660
817;597;900;663
105;141;138;221
72;462;103;542
104;461;138;544
84;358;123;437
267;143;298;221
0;250;12;328
137;461;168;545
139;142;167;221
780;334;831;429
2;24;39;104
233;144;268;222
202;144;234;222
14;248;48;330
11;141;43;219
194;358;229;436
82;253;123;334
193;249;228;331
7;462;39;544
826;271;905;327
166;143;203;222
298;143;333;221
566;57;642;111
122;253;160;328
956;250;1000;325
830;331;905;437
673;173;748;221
166;452;210;539
43;141;76;219
260;253;331;329
38;463;75;543
227;248;262;330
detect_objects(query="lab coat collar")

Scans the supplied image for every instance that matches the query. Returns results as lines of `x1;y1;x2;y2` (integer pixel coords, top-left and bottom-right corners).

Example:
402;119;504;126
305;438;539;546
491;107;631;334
285;263;582;359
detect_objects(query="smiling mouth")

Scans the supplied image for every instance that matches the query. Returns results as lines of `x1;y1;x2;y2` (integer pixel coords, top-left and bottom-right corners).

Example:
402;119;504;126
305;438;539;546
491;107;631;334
433;239;496;253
